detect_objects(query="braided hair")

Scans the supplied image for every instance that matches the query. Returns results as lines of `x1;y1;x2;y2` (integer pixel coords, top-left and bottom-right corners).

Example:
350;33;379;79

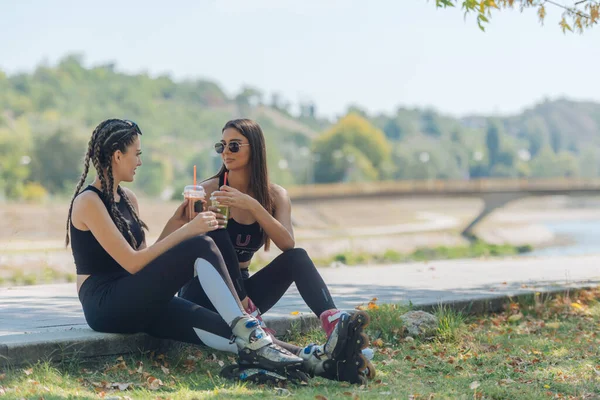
65;119;148;248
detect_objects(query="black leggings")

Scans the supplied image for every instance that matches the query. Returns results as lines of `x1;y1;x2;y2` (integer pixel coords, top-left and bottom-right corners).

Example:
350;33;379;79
79;236;240;345
179;229;336;317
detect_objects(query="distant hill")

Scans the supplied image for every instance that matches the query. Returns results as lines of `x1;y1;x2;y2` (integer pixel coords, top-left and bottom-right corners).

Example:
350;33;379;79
1;54;599;200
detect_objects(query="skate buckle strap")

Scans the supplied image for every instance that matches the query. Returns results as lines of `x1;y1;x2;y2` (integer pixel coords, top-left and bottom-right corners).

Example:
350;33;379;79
327;310;344;323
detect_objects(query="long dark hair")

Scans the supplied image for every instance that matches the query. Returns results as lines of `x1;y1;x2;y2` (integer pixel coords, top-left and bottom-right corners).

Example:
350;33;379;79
213;119;274;251
65;119;148;248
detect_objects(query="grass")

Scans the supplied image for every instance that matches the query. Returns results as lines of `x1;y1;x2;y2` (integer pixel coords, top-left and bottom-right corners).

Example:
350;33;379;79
0;266;75;287
1;288;599;399
314;240;534;267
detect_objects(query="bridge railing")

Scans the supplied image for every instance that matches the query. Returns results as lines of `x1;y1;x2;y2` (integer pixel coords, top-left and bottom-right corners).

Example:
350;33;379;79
286;178;600;201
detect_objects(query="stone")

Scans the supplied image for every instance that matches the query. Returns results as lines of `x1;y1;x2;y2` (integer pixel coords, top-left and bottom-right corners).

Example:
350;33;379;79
399;311;438;338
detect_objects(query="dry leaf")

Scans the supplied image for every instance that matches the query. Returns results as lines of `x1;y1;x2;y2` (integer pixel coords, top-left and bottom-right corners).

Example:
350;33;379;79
23;368;33;375
315;395;328;400
507;313;523;323
372;338;384;348
291;311;300;315
161;365;170;375
469;381;480;390
147;376;163;390
113;382;132;391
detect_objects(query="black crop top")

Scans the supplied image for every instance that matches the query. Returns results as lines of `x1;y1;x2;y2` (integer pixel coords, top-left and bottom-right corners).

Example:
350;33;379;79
70;186;144;275
219;174;265;263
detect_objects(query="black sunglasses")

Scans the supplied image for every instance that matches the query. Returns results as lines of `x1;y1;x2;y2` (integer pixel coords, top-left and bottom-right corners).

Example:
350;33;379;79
214;141;250;154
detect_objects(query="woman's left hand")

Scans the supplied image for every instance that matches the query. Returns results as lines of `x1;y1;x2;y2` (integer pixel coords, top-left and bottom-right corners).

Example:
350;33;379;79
212;186;258;212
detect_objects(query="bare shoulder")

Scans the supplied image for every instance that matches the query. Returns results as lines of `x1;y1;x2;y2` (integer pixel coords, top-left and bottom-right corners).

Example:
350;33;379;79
201;177;220;196
72;190;105;226
270;183;289;202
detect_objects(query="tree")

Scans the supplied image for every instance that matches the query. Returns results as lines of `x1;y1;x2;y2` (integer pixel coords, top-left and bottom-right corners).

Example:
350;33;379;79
485;121;500;169
29;128;88;194
313;113;390;183
435;0;599;33
421;110;442;137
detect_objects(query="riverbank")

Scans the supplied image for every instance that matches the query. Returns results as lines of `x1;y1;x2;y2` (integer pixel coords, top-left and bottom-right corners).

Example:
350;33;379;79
2;195;600;286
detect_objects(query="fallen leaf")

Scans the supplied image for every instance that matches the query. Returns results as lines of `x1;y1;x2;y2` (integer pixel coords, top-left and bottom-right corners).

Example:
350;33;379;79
113;382;132;391
543;384;550;389
508;313;523;323
0;373;4;380
373;338;384;348
343;392;353;396
116;356;124;362
274;387;291;396
291;311;300;315
147;376;163;391
315;395;328;400
161;365;170;375
469;381;480;390
23;368;33;376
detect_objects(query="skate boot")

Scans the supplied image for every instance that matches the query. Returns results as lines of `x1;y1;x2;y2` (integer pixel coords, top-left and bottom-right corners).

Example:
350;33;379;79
230;315;303;373
299;343;376;381
219;364;309;385
245;297;276;336
318;309;376;384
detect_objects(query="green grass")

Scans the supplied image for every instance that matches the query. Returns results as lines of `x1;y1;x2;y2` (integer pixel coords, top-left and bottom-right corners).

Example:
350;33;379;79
1;289;599;399
0;266;75;287
314;240;534;267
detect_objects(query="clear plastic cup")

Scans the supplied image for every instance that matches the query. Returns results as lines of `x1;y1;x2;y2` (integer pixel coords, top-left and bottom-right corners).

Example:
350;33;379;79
182;185;206;221
210;195;230;228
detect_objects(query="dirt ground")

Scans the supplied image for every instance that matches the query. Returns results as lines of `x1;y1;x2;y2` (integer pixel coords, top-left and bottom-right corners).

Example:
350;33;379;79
2;195;600;284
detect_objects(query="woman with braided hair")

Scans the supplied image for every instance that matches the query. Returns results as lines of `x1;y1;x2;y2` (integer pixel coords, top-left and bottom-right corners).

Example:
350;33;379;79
67;118;312;381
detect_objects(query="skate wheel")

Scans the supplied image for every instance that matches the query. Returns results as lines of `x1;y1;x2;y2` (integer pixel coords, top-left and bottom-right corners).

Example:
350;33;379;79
363;359;376;379
356;332;370;350
357;374;368;386
219;365;240;380
353;354;367;370
351;310;370;329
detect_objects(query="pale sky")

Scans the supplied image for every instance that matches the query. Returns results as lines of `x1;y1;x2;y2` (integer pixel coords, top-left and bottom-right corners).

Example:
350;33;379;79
1;0;599;119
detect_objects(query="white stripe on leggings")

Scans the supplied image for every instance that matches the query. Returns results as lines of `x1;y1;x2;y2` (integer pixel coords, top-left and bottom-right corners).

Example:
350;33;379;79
194;258;243;325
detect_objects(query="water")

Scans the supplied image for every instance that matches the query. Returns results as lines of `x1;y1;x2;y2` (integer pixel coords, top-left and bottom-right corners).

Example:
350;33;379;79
527;220;600;257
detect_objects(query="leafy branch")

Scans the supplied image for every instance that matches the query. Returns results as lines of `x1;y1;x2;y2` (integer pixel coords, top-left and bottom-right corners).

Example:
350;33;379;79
435;0;599;33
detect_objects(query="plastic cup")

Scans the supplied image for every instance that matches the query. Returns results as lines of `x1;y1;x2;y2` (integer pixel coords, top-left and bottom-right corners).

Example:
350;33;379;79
183;185;206;221
210;195;230;228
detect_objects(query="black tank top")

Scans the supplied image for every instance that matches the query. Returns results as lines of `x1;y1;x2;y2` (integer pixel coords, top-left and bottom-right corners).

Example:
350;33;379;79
70;186;144;275
219;174;264;263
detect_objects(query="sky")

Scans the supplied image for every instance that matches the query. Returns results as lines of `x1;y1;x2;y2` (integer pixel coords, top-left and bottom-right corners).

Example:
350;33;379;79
1;0;599;119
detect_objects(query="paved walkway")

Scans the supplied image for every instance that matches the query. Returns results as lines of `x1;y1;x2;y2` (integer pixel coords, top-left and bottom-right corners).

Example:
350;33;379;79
1;254;599;365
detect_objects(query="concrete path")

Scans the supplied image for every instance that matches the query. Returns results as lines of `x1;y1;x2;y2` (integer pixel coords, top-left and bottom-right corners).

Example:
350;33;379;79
1;254;599;365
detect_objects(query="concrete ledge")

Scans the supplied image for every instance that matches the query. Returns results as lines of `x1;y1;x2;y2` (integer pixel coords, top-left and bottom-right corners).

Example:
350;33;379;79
1;286;595;367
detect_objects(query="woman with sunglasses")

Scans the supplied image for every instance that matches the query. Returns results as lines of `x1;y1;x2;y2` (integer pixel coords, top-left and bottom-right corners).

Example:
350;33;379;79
66;118;314;382
179;119;375;384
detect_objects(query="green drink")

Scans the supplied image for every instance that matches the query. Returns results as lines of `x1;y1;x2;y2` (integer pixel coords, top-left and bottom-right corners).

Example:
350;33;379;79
211;196;229;228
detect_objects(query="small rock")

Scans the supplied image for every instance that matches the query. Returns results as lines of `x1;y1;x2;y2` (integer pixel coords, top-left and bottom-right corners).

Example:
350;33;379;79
399;311;438;338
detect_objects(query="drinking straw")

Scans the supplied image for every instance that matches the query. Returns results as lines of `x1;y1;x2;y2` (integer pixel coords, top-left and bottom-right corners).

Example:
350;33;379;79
194;165;197;186
224;171;228;186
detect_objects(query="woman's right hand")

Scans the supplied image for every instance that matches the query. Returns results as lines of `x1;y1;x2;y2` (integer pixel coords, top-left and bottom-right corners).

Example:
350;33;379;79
186;211;219;235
